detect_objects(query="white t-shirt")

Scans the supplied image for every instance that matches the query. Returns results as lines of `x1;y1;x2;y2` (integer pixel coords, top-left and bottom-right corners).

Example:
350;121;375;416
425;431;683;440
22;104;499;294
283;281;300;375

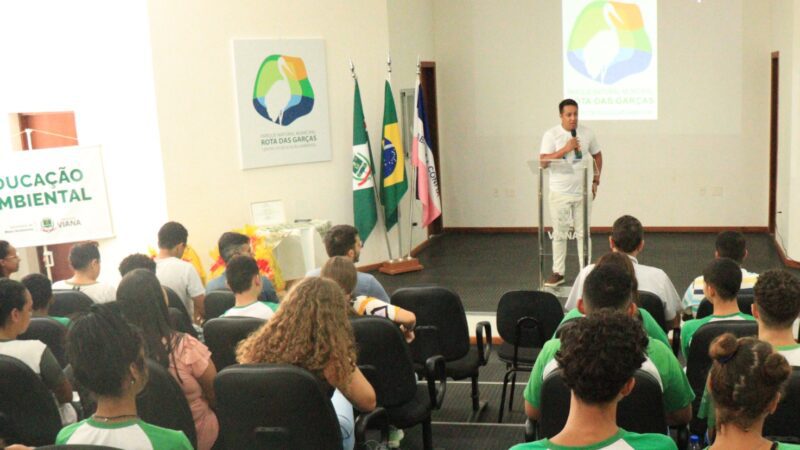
155;257;205;316
564;255;682;321
0;339;46;374
540;124;600;195
52;280;116;304
220;301;276;320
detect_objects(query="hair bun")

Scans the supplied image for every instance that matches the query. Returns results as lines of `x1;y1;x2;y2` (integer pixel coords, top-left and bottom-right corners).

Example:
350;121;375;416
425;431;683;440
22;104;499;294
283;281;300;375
762;352;792;385
709;333;739;361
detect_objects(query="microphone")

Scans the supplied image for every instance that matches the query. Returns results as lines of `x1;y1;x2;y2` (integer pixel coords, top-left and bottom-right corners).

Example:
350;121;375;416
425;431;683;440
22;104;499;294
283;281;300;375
571;129;582;159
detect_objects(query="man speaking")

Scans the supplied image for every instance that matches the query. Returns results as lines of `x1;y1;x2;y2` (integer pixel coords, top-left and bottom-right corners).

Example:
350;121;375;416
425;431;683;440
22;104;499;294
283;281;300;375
539;99;603;287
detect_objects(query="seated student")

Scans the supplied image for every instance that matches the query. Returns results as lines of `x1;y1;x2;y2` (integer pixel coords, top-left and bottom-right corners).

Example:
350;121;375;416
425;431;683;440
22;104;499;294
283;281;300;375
682;231;759;317
117;269;218;450
21;273;70;327
680;258;755;358
219;255;277;320
511;310;677;450
154;222;205;322
206;232;278;303
119;253;157;277
525;264;693;426
57;304;192;449
237;277;376;450
0;240;21;279
307;225;390;302
565;215;682;328
0;279;74;421
51;241;116;304
557;252;670;347
704;334;799;450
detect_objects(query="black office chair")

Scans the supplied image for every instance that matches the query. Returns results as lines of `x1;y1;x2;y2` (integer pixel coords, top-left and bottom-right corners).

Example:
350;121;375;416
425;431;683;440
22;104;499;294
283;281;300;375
764;367;800;441
203;317;265;371
638;291;668;333
685;320;758;435
168;307;198;339
0;354;62;446
391;286;491;420
695;295;755;319
535;368;668;439
51;290;94;318
215;363;388;450
351;316;446;450
204;290;236;321
18;317;69;367
495;290;563;423
163;286;191;318
136;359;197;449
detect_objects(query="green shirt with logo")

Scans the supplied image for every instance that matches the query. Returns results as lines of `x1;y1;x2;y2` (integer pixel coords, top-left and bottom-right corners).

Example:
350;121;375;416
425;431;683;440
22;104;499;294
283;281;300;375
510;428;677;449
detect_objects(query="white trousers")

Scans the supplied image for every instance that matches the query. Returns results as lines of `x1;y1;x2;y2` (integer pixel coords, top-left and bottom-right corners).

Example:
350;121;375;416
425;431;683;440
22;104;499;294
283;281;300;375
548;191;592;275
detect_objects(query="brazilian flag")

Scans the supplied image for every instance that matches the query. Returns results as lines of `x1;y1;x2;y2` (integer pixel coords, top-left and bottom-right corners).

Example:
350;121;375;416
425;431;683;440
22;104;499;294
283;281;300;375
379;79;407;229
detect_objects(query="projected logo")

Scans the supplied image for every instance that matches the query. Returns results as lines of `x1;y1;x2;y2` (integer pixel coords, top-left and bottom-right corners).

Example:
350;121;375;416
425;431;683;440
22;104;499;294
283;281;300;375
252;55;315;126
567;1;652;85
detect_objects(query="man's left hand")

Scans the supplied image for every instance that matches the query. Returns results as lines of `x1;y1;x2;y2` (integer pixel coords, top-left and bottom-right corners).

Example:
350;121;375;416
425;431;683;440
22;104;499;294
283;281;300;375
592;182;598;199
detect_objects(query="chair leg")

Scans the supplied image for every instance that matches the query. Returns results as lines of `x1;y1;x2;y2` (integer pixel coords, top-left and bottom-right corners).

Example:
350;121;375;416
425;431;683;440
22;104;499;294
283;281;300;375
422;417;433;450
471;375;480;411
498;370;512;423
509;370;518;411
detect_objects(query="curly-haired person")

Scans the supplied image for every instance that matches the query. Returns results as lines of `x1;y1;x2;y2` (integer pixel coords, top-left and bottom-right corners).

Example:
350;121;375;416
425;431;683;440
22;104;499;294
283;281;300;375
512;310;677;449
524;263;694;426
704;334;799;450
236;276;376;450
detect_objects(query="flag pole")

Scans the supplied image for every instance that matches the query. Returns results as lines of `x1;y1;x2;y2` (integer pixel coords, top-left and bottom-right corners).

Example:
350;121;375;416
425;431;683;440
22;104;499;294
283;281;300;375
406;58;421;259
387;54;403;261
351;59;394;260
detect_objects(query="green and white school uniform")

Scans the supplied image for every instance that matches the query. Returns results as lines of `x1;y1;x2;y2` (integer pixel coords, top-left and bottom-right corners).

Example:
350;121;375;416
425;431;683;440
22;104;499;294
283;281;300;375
557;308;670;348
510;428;677;449
680;312;755;357
56;418;193;450
220;301;278;320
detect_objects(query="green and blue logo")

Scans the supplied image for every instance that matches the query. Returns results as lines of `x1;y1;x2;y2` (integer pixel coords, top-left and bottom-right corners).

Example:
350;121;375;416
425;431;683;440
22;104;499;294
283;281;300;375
253;55;315;126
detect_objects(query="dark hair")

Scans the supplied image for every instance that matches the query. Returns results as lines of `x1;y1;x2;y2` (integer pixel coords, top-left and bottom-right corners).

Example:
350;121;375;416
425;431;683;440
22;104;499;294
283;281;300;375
67;304;145;397
119;253;157;277
0;278;28;327
754;270;800;328
21;273;53;311
218;232;250;264
324;225;359;257
116;269;181;371
708;334;791;429
611;215;643;253
595;252;639;303
559;98;579;114
226;255;260;294
582;264;633;311
703;258;742;300
0;240;10;260
68;241;101;271
321;256;358;295
158;221;188;249
556;310;647;404
716;231;747;263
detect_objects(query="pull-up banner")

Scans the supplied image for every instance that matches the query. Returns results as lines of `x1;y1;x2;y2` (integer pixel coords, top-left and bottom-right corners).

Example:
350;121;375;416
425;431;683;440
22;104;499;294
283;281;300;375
0;145;114;247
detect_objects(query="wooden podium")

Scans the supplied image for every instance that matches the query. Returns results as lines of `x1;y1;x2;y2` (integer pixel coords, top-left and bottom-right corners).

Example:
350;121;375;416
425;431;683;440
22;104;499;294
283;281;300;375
379;257;424;275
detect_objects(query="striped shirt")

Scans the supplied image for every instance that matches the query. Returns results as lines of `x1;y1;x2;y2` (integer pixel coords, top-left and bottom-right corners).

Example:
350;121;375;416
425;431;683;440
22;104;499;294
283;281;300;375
682;268;758;316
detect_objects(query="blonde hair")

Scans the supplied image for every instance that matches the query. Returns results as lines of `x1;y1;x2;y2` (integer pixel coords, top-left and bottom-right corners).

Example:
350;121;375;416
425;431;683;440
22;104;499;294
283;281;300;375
320;256;357;296
236;277;357;385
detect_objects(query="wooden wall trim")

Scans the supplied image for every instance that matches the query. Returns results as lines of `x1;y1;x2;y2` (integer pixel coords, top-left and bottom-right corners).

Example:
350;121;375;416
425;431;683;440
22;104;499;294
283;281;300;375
772;236;800;269
443;226;770;234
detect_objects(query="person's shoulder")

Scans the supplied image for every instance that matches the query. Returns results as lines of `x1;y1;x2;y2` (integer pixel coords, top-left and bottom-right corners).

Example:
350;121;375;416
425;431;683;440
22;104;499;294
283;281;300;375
305;267;321;277
508;440;548;450
56;418;88;444
778;442;800;450
646;336;675;357
357;271;378;282
622;430;677;449
139;420;193;450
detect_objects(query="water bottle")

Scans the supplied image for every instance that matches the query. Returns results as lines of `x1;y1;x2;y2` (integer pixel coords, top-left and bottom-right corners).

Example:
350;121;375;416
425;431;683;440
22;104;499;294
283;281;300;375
688;434;702;450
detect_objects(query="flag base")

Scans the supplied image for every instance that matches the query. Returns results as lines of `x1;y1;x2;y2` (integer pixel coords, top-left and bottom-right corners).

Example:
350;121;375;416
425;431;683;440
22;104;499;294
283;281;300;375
379;257;424;275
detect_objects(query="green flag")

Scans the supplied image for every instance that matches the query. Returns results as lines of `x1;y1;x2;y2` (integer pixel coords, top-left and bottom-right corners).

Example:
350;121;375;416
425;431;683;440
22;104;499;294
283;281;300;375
379;79;407;229
352;80;378;243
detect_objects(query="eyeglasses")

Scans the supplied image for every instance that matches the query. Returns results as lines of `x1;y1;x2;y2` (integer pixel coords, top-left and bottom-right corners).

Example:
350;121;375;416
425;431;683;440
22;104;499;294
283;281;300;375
3;255;20;261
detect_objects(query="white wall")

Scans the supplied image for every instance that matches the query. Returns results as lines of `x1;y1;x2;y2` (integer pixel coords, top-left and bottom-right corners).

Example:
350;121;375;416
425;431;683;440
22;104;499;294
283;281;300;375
433;0;771;229
0;0;168;283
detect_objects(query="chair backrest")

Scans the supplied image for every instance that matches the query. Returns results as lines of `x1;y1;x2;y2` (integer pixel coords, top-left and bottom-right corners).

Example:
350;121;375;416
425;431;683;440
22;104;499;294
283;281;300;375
696;295;756;319
163;286;190;317
539;368;667;438
136;359;197;449
51;290;94;318
350;316;419;408
205;290;236;321
764;367;800;440
686;320;758;397
0;354;62;446
18;317;69;367
391;286;470;362
497;291;563;348
203;317;265;371
638;291;667;332
215;363;341;450
167;307;198;338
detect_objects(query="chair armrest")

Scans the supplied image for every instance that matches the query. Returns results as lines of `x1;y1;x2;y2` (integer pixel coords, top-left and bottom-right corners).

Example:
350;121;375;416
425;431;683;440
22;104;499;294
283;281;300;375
424;355;447;409
355;407;389;449
525;418;537;442
475;321;493;366
672;327;681;358
670;424;689;450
